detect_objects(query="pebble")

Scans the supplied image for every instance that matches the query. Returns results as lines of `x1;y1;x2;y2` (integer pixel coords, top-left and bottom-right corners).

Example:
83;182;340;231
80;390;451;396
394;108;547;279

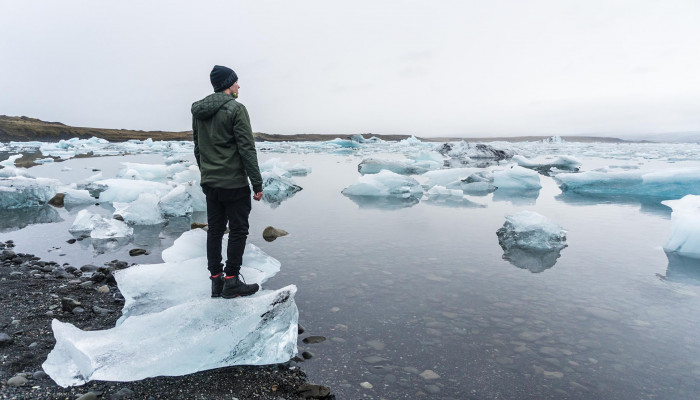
301;351;313;360
543;371;564;379
366;340;385;351
93;305;112;315
0;332;12;346
7;375;28;386
419;370;440;380
73;307;85;314
129;248;148;256
302;336;326;344
61;297;81;312
363;356;387;364
298;324;306;334
360;382;373;389
33;370;47;379
67;238;77;244
296;383;331;398
96;285;110;294
424;384;441;394
77;393;98;400
112;387;135;399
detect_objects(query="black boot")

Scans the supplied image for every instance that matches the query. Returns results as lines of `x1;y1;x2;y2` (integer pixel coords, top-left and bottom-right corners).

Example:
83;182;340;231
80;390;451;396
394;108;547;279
210;274;224;298
221;274;259;298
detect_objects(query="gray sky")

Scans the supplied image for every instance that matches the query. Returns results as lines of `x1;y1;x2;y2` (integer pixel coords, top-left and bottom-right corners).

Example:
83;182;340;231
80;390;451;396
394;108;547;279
2;0;700;137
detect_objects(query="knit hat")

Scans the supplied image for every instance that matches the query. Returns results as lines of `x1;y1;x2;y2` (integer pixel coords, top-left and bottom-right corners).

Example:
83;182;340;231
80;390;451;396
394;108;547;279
210;65;238;93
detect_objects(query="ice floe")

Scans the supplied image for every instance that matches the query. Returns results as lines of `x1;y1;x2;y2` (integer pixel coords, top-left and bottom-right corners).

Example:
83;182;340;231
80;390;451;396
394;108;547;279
493;166;542;190
0;176;59;209
69;209;133;239
342;170;423;199
358;158;433;175
496;211;567;273
662;195;700;259
43;229;297;387
513;155;581;175
113;193;165;225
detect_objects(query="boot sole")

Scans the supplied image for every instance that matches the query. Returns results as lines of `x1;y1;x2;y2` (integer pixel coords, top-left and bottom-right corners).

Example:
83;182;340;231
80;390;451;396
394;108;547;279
221;291;257;299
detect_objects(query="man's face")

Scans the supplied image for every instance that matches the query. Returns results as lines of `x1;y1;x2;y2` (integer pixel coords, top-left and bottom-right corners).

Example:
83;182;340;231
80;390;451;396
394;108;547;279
231;81;240;96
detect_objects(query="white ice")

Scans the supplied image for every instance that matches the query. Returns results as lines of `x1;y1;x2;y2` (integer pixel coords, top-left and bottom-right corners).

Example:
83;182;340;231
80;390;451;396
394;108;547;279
159;185;193;217
423;168;497;194
358;158;432;175
496;211;567;252
43;229;297;387
342;170;423;198
91;179;172;203
513;155;581;170
662;195;700;259
555;167;700;198
113;193;165;225
261;171;303;202
493;166;542;190
69;209;133;239
0;176;59;209
59;186;96;205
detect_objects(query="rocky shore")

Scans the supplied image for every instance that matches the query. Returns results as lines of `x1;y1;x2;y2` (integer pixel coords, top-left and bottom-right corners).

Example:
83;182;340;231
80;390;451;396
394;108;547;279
0;240;332;400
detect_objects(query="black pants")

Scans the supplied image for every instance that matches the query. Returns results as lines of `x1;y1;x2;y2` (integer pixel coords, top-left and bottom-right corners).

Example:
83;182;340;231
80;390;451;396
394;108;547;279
202;184;252;277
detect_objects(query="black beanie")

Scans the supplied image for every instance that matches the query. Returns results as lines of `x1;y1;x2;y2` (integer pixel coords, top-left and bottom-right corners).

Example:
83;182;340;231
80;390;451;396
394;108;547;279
210;65;238;93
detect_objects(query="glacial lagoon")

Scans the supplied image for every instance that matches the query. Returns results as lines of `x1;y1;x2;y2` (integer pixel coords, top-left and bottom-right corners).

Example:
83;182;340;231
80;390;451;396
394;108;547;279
1;138;700;399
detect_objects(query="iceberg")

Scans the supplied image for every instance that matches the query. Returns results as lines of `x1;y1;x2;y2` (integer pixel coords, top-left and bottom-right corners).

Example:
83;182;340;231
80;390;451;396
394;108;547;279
662;195;700;259
91;179;172;203
261;171;303;207
113;193;165;225
437;141;515;161
496;211;567;252
555;167;700;198
342;170;423;199
422;167;496;194
493;166;542;190
358;158;431;175
513;155;581;175
117;162;169;182
159;185;194;217
69;209;133;239
43;229;297;387
0;176;59;209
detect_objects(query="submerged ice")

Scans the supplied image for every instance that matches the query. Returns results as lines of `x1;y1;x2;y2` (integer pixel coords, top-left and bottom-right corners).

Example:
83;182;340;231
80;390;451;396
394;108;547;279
42;229;298;387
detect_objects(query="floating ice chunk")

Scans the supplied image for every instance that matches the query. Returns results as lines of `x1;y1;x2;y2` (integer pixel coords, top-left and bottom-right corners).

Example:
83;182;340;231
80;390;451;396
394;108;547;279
542;135;564;143
261;171;302;206
0;155;22;167
0;166;33;178
342;170;423;198
662;195;700;259
43;286;297;387
327;138;361;148
159;185;193;217
69;209;133;239
287;163;312;176
399;135;424;146
0;176;59;209
92;179;172;203
172;165;201;183
358;158;430;175
113;193;164;225
61;187;96;205
61;167;72;172
496;211;567;252
425;185;463;198
556;167;700;198
117;163;169;182
493;166;542;190
437;142;515;160
513;155;581;174
422;167;497;194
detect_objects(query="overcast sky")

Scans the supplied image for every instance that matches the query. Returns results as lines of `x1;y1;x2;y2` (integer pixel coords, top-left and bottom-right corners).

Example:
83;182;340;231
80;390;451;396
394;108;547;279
1;0;700;137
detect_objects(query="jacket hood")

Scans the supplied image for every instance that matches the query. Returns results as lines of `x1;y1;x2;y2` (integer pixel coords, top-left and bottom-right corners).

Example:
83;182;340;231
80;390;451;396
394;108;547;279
191;93;236;120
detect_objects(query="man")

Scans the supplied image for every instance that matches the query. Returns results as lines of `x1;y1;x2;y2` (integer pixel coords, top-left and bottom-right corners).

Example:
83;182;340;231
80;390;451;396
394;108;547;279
191;65;264;299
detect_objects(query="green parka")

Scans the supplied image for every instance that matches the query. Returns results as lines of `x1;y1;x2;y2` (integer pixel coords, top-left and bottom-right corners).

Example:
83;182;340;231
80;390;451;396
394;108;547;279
191;93;263;193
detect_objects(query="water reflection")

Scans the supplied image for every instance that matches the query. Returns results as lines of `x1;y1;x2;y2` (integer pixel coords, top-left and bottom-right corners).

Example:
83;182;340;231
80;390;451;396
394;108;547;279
0;206;63;231
660;252;700;284
343;195;420;210
500;246;564;273
492;188;540;205
422;196;487;209
91;236;132;254
555;191;671;217
262;190;301;208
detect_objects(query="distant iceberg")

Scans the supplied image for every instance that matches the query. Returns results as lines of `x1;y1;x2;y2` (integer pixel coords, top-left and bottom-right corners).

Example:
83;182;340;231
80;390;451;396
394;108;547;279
342;170;423;199
555;167;700;198
358;158;433;175
493;165;542;190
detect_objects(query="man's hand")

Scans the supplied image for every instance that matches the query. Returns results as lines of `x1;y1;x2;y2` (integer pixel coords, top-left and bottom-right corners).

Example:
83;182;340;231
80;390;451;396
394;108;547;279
253;191;263;201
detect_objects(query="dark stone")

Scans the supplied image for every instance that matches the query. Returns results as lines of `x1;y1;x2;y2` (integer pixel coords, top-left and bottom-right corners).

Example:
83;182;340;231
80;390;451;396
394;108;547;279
296;383;331;399
65;266;78;273
48;193;66;207
61;297;81;312
91;272;106;282
191;222;208;230
302;336;326;344
77;393;98;400
113;214;125;222
32;370;47;379
92;305;112;315
0;332;12;346
302;351;314;359
67;238;77;244
298;324;306;334
112;387;135;399
129;248;148;256
263;226;289;242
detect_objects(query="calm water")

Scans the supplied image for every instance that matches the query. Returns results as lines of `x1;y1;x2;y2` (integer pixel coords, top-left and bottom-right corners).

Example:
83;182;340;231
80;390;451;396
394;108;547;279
4;151;700;399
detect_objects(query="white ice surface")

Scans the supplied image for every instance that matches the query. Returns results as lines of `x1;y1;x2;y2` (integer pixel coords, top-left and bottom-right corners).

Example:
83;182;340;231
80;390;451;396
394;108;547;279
43;229;297;387
358;158;432;175
513;155;581;170
555;167;700;198
497;211;567;252
342;170;423;198
662;195;700;259
0;176;59;209
159;185;193;217
493;166;542;190
113;193;165;225
92;179;172;203
69;209;133;239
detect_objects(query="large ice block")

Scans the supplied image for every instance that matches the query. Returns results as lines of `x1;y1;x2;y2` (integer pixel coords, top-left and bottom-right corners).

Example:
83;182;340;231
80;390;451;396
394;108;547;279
342;170;423;198
513;155;581;174
555;167;700;198
261;171;302;206
0;176;59;209
91;179;172;203
496;211;567;252
69;209;133;239
437;141;515;160
113;193;165;225
493;166;542;190
358;158;431;175
42;229;298;387
662;195;700;259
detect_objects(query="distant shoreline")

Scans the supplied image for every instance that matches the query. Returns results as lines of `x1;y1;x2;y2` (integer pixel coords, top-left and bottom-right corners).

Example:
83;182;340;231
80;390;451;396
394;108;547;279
0;115;640;143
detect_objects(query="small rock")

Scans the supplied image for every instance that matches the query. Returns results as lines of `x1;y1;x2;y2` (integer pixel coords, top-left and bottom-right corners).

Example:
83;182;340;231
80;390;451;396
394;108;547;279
32;370;47;379
302;336;326;344
191;222;208;230
298;324;306;335
113;214;125;222
0;332;12;346
61;297;81;312
424;384;441;394
73;307;85;314
92;305;112;315
67;238;77;244
7;375;28;386
296;383;331;398
129;248;148;256
96;285;110;294
301;351;313;359
419;370;440;380
263;226;289;242
80;264;100;272
77;393;98;400
48;193;65;207
360;382;373;389
112;387;135;399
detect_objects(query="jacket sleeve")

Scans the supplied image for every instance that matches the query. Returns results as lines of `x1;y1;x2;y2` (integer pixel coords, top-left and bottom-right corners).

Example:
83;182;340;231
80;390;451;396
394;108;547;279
232;104;263;193
192;117;200;168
